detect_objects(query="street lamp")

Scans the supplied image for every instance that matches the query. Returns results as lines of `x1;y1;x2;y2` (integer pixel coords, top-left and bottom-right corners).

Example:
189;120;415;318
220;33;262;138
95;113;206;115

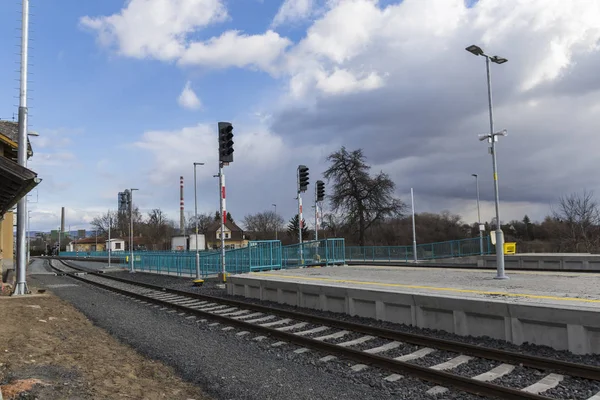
129;188;139;273
272;203;277;240
193;162;205;279
471;174;484;256
466;44;509;280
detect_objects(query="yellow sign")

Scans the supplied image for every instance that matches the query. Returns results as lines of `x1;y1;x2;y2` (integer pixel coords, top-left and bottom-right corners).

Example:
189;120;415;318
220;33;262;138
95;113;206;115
504;242;516;254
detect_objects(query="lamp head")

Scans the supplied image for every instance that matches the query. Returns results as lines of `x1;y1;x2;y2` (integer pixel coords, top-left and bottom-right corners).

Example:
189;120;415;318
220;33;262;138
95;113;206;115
478;134;489;141
466;44;484;56
491;56;508;64
471;174;478;178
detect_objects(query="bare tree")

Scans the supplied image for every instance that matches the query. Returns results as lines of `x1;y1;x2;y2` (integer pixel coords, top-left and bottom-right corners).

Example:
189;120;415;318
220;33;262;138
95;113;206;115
91;207;143;240
243;210;284;240
187;212;214;234
324;147;406;246
552;190;600;252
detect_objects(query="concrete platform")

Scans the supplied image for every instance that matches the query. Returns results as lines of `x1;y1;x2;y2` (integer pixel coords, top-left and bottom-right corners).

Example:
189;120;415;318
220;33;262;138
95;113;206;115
227;265;600;355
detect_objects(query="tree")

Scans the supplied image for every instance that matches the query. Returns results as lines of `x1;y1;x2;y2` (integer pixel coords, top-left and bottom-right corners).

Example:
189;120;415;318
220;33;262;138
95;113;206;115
145;209;171;249
324;146;405;246
552;190;600;252
214;211;234;223
188;212;214;234
287;214;309;241
243;211;284;240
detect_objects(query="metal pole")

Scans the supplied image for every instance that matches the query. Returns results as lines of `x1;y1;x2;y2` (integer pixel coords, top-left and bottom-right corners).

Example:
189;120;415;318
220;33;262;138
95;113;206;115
129;189;136;273
108;211;111;268
219;163;226;282
194;163;200;279
27;210;31;265
411;188;417;263
13;0;30;295
473;174;483;255
272;204;277;241
314;183;318;241
485;56;507;279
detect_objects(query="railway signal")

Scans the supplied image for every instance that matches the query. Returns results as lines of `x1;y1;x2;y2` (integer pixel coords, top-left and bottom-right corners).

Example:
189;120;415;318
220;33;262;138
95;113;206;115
218;122;234;164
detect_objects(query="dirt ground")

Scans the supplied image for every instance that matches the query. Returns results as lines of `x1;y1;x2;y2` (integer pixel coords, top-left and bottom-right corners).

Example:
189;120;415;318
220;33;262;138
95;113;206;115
0;289;211;400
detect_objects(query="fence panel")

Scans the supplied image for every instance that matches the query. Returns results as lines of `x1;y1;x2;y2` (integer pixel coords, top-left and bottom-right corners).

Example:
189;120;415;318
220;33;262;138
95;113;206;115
345;237;492;262
282;238;345;268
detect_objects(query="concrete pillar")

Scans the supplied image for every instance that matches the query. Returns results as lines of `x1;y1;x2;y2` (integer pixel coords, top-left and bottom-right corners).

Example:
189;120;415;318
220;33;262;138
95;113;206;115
567;324;588;355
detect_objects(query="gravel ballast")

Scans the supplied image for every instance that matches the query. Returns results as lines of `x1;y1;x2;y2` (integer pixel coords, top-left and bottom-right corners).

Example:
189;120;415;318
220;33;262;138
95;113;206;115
87;267;600;368
31;271;485;400
60;261;600;397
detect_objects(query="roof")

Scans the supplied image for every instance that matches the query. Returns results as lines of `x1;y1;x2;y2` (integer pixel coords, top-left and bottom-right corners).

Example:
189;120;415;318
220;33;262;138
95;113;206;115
0;120;33;159
72;237;107;245
206;220;244;233
0;156;39;215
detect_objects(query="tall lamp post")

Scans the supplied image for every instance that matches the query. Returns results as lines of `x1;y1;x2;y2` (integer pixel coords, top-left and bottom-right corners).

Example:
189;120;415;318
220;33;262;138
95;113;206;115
129;188;139;273
466;44;508;280
193;162;205;279
272;203;277;240
472;174;484;256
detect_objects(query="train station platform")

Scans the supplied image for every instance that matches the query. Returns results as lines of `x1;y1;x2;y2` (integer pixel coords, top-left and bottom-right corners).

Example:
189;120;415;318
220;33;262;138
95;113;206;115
227;265;600;355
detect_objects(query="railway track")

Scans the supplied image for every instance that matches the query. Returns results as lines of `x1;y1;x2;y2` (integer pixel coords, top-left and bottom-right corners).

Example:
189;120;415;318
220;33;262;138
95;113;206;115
49;259;600;400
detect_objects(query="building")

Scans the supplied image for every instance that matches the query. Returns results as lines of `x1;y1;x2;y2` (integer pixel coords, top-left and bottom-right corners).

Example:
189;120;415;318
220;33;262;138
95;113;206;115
0;120;39;274
68;237;106;253
106;238;125;252
205;220;249;249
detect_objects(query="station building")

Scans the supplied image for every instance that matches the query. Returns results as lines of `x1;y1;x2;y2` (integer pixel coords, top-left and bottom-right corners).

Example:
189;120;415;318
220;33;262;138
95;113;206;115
0;120;39;276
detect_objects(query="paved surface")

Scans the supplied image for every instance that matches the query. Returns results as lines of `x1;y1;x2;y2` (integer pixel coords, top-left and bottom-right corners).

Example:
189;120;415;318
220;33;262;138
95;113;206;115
246;265;600;308
26;269;413;400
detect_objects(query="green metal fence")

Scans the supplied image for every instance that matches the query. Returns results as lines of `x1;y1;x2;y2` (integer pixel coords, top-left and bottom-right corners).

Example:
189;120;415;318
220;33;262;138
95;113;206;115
345;236;492;262
282;238;346;267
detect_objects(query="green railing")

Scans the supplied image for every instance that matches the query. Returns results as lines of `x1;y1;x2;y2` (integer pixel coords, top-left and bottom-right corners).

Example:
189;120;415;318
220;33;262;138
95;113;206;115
282;238;346;267
345;236;492;262
59;249;218;259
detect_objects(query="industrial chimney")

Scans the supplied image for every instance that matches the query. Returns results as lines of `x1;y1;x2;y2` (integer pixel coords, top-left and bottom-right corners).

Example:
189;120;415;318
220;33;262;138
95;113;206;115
60;207;65;234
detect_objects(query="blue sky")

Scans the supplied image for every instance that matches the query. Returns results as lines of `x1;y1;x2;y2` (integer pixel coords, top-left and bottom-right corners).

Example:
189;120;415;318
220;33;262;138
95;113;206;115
1;0;600;233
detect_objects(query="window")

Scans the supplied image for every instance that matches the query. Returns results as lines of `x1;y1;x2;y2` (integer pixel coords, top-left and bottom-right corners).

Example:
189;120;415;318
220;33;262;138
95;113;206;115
115;242;121;250
225;233;230;239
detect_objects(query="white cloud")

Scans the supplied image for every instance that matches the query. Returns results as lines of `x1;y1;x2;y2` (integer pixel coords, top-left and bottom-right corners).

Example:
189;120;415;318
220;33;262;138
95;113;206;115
178;30;291;72
272;0;314;27
178;81;202;110
77;0;600;228
81;0;290;74
80;0;227;60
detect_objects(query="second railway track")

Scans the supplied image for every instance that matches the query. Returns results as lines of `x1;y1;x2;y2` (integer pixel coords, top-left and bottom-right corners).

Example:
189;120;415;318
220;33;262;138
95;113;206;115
48;258;600;400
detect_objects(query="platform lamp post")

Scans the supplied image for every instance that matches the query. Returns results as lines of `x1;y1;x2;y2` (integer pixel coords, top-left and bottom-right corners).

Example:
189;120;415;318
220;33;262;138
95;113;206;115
466;44;508;280
272;204;277;241
472;174;484;256
129;188;139;273
193;162;205;280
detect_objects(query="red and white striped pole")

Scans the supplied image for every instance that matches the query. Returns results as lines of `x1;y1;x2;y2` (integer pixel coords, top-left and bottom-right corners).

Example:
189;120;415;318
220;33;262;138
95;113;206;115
219;163;226;281
180;176;185;235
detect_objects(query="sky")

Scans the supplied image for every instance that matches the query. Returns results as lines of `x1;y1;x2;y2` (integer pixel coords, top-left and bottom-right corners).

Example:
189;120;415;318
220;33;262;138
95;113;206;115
1;0;599;234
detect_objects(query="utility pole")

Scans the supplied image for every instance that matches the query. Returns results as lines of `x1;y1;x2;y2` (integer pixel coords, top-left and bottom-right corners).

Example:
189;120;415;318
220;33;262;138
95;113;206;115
13;0;31;295
108;211;111;268
129;188;138;273
411;188;417;263
193;162;204;279
272;204;277;240
472;174;484;255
